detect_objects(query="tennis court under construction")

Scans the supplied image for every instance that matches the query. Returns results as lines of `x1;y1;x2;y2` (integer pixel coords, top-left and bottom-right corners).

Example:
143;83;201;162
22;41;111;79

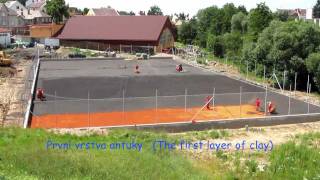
30;58;320;130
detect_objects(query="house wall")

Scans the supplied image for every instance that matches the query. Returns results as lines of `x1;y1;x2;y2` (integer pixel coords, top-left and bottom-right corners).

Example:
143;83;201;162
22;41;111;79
0;13;25;28
0;32;11;47
86;9;95;16
156;27;174;52
30;24;63;38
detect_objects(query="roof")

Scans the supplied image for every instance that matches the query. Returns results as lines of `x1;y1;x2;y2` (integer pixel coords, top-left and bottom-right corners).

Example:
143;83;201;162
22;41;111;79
24;10;50;19
0;3;18;16
0;28;11;33
27;0;45;8
90;8;119;16
57;16;172;42
277;8;307;17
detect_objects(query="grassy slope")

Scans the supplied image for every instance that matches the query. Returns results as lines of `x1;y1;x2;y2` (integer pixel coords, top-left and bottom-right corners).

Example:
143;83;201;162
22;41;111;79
0;128;319;179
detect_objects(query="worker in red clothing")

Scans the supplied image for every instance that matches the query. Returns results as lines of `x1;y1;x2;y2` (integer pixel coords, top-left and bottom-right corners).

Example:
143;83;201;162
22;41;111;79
255;98;261;112
176;64;183;72
36;88;46;101
135;64;140;74
268;101;276;114
205;96;213;110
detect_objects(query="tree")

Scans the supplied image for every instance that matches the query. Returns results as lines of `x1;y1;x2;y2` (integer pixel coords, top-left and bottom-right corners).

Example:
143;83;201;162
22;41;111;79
306;53;320;90
313;0;320;18
207;34;224;58
147;5;163;16
248;3;273;34
238;5;248;15
83;8;89;15
231;12;248;33
178;18;197;44
174;13;189;22
118;11;135;16
45;0;69;23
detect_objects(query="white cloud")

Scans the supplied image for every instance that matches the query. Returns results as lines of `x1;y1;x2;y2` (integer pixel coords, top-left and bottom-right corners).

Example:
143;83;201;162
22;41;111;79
65;0;316;16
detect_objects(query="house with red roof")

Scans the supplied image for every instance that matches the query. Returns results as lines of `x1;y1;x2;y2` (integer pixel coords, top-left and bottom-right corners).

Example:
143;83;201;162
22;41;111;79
57;15;176;53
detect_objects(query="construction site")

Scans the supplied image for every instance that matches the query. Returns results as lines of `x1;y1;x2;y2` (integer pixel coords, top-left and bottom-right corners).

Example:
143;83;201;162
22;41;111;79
25;54;320;131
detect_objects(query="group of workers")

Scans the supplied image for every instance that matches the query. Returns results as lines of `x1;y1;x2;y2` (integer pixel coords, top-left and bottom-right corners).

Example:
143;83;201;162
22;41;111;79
204;96;276;114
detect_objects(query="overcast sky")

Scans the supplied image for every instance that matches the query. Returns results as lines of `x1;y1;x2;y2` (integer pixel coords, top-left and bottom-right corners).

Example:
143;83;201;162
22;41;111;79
65;0;316;16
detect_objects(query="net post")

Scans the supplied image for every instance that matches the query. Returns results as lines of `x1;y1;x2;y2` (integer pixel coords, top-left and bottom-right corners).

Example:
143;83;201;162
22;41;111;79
240;86;242;117
184;88;187;112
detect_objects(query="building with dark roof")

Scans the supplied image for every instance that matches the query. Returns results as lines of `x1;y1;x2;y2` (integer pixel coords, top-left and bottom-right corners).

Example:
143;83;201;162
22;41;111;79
57;15;175;53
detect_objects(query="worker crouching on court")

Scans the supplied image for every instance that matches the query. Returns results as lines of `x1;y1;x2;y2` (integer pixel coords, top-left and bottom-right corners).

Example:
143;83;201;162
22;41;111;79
267;101;276;115
135;65;140;74
36;88;46;101
205;96;214;110
176;64;183;72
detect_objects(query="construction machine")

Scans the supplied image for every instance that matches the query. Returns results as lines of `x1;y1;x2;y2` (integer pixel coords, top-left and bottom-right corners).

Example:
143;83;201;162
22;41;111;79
0;51;12;66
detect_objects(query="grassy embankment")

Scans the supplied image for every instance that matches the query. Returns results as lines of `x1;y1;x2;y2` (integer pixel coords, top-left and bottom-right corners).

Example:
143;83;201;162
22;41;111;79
0;128;319;179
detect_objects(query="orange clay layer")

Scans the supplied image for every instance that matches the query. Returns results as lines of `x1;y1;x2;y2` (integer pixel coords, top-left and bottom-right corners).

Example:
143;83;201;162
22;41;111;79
31;104;265;128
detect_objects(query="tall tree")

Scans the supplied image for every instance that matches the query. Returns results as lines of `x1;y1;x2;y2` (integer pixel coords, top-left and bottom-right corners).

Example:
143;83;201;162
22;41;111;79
45;0;69;23
231;12;248;34
313;0;320;18
174;13;189;21
248;3;273;34
147;5;163;15
83;8;89;15
178;18;197;44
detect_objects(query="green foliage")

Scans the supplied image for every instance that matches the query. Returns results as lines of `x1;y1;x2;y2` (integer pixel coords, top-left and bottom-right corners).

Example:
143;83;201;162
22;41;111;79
118;11;135;16
231;12;248;33
306;53;320;90
178;18;197;44
45;0;69;23
313;0;320;18
248;2;273;34
147;5;163;16
83;8;89;15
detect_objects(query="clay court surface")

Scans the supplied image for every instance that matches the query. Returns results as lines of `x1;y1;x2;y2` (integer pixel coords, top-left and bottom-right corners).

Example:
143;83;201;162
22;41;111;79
31;59;320;128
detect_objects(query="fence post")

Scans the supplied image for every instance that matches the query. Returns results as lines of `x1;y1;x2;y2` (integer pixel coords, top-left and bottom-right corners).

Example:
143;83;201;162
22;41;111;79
213;88;216;108
246;61;249;80
55;91;57;128
131;44;133;54
283;71;286;91
255;61;257;77
288;84;291;115
294;72;297;97
155;89;158;123
263;65;266;85
120;44;122;54
308;84;311;114
264;86;268;115
307;74;310;94
88;91;90;130
184;88;187;112
122;89;125;121
240;86;242;117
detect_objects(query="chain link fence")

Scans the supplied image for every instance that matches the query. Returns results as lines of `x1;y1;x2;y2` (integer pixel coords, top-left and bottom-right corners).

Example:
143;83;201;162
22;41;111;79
30;88;320;128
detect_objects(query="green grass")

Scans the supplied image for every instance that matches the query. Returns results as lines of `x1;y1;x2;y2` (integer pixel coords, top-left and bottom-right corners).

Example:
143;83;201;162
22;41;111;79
0;128;320;179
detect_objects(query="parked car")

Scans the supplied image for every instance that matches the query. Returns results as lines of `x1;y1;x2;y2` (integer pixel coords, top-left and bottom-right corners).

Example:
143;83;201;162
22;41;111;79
68;53;86;58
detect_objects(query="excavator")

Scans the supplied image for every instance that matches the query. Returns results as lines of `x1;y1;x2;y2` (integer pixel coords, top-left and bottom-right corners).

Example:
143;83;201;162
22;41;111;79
0;51;12;66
